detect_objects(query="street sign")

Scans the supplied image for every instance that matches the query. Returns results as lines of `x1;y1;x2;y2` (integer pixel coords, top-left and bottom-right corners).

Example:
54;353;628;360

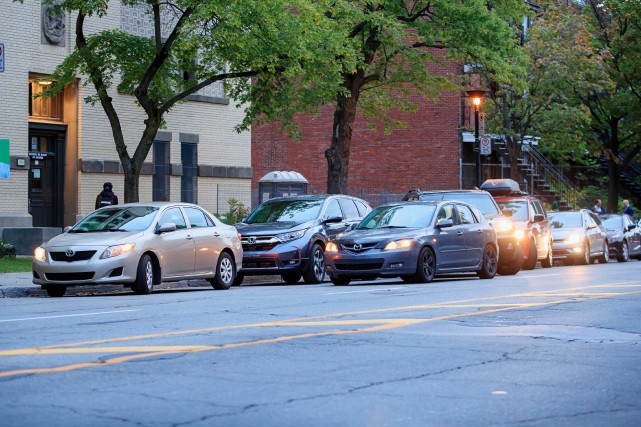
479;111;485;136
0;43;4;73
480;136;491;156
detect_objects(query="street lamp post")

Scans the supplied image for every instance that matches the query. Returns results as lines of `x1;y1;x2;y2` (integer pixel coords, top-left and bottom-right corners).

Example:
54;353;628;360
466;90;486;188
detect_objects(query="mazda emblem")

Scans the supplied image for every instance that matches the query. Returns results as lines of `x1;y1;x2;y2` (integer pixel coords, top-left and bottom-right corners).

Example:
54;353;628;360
65;249;75;257
353;243;362;251
248;236;257;244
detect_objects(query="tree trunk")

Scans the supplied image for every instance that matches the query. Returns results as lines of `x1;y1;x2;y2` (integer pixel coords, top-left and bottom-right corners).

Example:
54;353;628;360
123;160;140;203
325;76;361;194
606;158;620;213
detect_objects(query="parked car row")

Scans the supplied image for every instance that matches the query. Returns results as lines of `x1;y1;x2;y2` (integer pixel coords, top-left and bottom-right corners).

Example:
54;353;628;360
32;180;641;297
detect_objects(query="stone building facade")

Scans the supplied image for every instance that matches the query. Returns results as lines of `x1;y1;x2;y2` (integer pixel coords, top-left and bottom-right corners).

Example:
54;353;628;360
0;0;251;251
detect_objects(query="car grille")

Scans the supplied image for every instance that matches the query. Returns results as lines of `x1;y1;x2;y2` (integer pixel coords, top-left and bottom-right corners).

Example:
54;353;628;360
241;236;279;252
341;242;379;254
45;272;95;281
50;251;97;262
242;261;277;269
334;261;384;271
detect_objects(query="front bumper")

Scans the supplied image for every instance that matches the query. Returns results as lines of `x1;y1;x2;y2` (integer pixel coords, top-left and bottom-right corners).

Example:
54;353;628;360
552;241;585;260
241;242;310;276
33;250;141;286
325;248;417;279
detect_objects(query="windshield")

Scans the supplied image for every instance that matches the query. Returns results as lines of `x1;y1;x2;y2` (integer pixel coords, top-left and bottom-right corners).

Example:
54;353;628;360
600;216;623;229
549;213;582;229
419;193;500;218
497;201;528;221
246;199;323;224
70;206;159;233
357;204;436;230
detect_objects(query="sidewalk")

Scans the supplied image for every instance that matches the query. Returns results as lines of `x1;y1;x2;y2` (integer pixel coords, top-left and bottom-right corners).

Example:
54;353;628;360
0;273;278;298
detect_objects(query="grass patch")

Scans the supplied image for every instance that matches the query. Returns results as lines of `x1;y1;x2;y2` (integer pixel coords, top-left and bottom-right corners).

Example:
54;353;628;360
0;257;33;273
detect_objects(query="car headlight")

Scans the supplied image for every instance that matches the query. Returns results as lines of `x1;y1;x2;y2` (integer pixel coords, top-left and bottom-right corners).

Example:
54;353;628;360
326;242;339;252
566;233;581;245
383;239;412;251
493;218;514;233
100;243;136;259
275;229;307;243
34;246;47;262
515;229;525;240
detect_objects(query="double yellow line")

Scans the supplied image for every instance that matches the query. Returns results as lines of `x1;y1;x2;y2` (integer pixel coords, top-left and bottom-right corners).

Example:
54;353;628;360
1;282;640;378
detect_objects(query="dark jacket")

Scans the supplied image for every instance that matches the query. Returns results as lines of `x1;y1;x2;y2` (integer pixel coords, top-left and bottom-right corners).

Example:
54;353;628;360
95;190;119;210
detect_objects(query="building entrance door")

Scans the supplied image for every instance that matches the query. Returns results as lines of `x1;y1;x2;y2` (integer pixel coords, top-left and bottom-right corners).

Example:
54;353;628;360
28;127;65;227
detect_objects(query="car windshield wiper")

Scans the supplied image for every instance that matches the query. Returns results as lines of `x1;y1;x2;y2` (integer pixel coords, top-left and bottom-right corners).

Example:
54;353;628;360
377;225;408;229
104;228;128;232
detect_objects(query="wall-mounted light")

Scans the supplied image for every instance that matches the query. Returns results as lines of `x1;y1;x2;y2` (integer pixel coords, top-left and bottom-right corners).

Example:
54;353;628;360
37;80;53;86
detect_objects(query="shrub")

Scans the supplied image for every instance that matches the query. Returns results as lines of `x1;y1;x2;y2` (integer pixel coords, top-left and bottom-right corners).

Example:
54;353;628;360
0;240;17;259
216;198;249;225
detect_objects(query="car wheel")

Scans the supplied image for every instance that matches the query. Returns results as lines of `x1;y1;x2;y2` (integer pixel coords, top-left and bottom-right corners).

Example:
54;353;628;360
132;254;155;295
541;240;553;268
281;273;302;284
598;241;609;264
575;241;590;265
233;273;244;287
522;239;537;270
413;247;436;283
303;243;325;284
477;245;498;279
617;241;629;262
45;285;66;298
497;243;524;276
210;252;235;290
330;276;350;286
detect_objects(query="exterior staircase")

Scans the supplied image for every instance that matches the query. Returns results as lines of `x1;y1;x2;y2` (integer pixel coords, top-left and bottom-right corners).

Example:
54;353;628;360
515;146;591;210
599;154;641;200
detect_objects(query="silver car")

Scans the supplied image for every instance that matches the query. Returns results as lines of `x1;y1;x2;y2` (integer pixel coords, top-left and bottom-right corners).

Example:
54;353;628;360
33;202;242;297
549;209;609;265
324;201;498;286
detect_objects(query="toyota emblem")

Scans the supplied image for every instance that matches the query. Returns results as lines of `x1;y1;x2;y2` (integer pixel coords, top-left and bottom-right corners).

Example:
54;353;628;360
65;249;75;257
248;236;257;244
353;243;362;251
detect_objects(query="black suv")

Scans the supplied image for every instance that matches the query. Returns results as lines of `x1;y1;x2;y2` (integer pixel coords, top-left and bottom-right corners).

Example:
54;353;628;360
235;195;371;285
403;189;523;275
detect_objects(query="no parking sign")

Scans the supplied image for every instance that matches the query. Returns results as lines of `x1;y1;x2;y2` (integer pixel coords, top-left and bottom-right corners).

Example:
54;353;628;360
480;136;491;155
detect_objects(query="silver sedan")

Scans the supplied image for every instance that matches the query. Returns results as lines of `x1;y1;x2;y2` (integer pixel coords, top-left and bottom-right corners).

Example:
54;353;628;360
33;202;242;297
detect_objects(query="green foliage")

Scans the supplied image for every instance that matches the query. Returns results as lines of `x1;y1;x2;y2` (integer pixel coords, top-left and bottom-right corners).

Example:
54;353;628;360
0;240;17;259
217;198;249;225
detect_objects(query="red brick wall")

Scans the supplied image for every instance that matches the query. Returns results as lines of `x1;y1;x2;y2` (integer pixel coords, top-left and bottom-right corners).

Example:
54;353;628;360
252;62;462;207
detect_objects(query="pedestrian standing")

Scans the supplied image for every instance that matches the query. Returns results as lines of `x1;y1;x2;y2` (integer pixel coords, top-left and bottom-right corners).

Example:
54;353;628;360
592;199;605;214
622;199;634;217
95;182;119;210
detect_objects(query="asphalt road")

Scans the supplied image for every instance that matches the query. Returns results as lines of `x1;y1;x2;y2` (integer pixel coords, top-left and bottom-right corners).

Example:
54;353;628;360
1;261;640;426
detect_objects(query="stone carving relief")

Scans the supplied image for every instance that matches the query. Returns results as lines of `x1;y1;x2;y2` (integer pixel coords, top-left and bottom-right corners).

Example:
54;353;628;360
41;1;66;46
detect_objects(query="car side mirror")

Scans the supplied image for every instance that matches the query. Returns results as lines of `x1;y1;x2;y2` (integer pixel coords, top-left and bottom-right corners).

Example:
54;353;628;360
533;214;545;223
502;209;513;217
158;222;177;234
587;224;597;230
436;219;454;228
324;215;343;224
627;224;636;231
63;226;72;233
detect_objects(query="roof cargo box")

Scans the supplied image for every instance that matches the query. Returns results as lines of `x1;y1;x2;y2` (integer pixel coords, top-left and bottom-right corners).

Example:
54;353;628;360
480;179;525;196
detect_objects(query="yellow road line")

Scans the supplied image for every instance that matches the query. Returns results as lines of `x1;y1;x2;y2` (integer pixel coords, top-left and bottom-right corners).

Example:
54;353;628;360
2;287;641;378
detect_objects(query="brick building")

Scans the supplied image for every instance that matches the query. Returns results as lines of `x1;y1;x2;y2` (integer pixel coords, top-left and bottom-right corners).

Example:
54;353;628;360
251;62;467;208
0;1;252;252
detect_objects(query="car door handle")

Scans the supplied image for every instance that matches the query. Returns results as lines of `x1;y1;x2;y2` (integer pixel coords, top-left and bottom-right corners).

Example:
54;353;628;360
186;236;193;240
457;231;464;236
476;229;483;233
213;232;220;237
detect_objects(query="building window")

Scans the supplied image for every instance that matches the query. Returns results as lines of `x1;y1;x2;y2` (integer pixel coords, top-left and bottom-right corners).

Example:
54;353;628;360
29;80;63;121
153;141;170;201
181;143;198;203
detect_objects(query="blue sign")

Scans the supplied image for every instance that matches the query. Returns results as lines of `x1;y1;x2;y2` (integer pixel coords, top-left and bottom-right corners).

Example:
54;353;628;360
0;43;4;73
0;139;9;179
